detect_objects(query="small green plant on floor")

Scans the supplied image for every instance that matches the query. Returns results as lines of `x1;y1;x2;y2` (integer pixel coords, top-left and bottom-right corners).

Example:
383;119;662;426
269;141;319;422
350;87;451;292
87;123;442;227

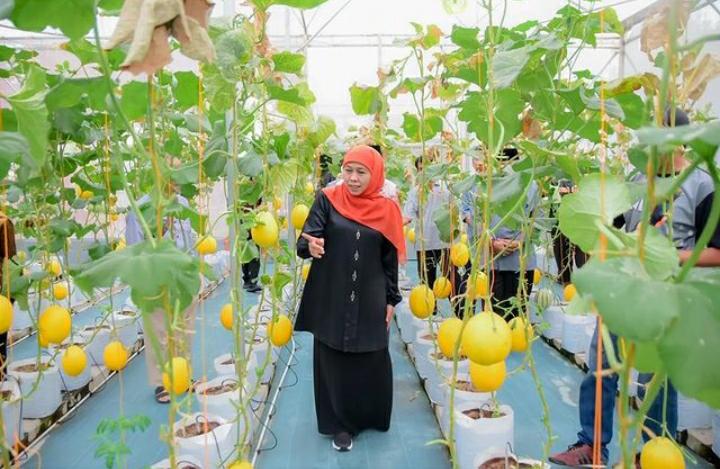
94;414;151;469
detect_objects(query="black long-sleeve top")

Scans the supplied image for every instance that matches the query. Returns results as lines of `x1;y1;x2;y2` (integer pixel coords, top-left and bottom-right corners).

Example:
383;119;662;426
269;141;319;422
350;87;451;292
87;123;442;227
296;192;402;353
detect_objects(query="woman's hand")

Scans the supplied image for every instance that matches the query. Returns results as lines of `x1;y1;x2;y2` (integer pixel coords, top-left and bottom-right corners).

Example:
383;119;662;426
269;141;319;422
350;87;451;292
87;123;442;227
301;233;325;258
385;304;394;331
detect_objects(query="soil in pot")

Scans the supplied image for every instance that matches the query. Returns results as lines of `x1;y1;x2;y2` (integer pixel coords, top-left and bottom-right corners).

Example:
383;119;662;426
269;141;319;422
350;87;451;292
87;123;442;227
175;421;222;438
421;333;436;341
453;380;475;392
84;325;111;331
478;457;535;469
201;382;239;396
0;390;14;400
14;362;51;373
462;408;507;419
117;310;137;317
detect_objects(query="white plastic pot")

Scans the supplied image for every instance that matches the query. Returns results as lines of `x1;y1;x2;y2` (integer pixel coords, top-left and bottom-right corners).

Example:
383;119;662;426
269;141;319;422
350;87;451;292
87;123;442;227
79;324;112;366
455;403;514;469
424;350;468;405
10;303;33;332
438;375;492;436
677;393;712;430
561;314;596;354
110;310;140;350
474;452;548;469
1;379;22;450
194;376;256;437
213;353;259;392
150;455;203;469
543;305;564;340
413;330;437;380
9;357;62;419
49;340;92;391
173;413;236;468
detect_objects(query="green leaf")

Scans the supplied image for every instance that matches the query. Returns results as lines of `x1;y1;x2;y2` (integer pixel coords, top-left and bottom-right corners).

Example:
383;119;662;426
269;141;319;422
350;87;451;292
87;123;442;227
272;51;305;74
579;88;624;121
11;0;95;40
558;173;632;252
277;101;313;125
601;225;678;280
308;115;335;147
573;257;682;342
492;46;532;88
237;150;264;178
173;71;200;111
71;240;200;313
120;81;148;121
634;121;720;161
450;25;480;50
0;131;32;176
458;89;523;148
7;65;49;167
215;28;253;79
658;271;720;407
433;205;460;243
265;82;307;105
349;85;382;115
402;113;443;142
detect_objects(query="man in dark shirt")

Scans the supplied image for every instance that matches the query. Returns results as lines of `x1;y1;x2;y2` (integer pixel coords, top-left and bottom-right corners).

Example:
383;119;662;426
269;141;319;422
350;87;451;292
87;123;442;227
550;108;720;467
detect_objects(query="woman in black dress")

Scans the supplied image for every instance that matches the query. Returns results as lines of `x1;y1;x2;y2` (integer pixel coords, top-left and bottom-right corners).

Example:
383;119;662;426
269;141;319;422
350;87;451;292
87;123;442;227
296;145;406;452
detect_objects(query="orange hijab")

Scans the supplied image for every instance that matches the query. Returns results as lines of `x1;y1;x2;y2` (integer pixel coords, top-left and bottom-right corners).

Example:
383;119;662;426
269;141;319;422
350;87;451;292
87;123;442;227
322;146;407;262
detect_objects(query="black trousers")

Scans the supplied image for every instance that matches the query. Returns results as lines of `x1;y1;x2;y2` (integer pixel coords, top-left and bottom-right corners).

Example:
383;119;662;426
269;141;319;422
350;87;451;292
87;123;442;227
490;270;534;319
242;231;260;284
313;339;392;435
241;258;260;284
553;228;588;285
0;331;6;380
416;250;471;317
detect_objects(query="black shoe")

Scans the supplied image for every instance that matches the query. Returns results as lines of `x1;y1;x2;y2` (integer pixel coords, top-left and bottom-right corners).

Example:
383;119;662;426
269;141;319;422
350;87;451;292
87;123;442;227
332;432;352;452
243;282;262;293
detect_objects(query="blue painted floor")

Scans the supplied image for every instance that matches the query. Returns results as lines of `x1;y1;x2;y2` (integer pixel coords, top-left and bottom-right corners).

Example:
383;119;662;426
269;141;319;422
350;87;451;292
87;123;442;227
256;327;450;469
23;262;713;468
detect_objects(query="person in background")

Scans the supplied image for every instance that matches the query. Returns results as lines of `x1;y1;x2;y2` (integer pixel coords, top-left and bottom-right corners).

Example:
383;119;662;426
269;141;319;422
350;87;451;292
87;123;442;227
551;178;588;285
319;154;336;189
241;231;262;293
549;108;720;467
485;148;540;318
125;191;199;404
461;150;486;248
0;215;16;380
296;145;405;452
404;157;468;315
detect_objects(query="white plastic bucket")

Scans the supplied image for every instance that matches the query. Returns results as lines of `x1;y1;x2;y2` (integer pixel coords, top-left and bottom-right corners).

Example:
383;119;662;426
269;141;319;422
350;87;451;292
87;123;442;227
456;403;514;469
194;376;256;437
49;339;92;391
712;411;720;456
413;330;437;380
1;379;22;450
9;357;62;419
561;314;596;354
424;349;468;405
79;324;112;366
173;413;236;468
110;310;140;351
543;306;564;340
677;393;712;430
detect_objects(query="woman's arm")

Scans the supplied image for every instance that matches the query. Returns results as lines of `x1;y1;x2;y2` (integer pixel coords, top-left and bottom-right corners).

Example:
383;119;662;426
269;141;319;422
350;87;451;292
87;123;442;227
381;238;402;307
297;193;329;259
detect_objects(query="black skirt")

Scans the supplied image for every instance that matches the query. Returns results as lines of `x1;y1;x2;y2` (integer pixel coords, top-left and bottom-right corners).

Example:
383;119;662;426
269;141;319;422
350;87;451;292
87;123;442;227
313;338;393;435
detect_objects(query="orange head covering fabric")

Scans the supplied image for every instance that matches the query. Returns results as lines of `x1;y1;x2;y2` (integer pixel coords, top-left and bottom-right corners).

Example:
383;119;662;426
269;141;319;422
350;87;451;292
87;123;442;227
322;145;407;262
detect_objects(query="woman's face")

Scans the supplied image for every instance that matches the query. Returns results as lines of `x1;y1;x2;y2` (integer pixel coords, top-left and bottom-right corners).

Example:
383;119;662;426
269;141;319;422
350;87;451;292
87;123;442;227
342;162;372;195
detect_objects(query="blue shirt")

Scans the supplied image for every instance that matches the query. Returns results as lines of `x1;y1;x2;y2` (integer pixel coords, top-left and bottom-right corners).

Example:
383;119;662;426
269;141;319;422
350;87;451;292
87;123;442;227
125;195;197;252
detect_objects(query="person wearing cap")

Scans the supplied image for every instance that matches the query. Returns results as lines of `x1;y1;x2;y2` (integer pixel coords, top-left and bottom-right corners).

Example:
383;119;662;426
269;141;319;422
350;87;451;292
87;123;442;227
550;108;720;467
473;147;540;318
296;145;405;452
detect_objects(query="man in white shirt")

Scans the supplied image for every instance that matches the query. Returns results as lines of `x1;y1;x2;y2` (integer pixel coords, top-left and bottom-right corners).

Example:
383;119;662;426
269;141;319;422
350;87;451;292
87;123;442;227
125;191;199;404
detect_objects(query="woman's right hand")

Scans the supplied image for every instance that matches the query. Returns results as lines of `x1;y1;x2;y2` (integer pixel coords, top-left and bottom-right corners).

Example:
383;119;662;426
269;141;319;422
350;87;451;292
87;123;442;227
301;233;325;258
